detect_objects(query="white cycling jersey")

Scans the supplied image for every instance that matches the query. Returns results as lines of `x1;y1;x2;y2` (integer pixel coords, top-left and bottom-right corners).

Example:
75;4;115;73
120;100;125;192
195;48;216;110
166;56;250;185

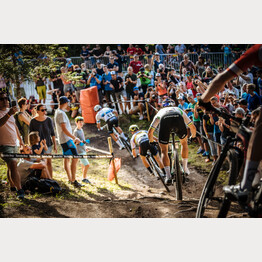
149;106;193;130
130;130;149;149
96;108;116;123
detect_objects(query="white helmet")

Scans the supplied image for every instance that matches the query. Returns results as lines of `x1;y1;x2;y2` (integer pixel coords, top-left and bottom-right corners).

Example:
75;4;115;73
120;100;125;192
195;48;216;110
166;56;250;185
94;105;102;112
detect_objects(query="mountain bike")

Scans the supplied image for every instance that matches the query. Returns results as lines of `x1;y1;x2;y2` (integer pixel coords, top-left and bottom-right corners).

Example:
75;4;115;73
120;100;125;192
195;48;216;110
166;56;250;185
196;105;256;218
101;124;133;157
169;132;183;200
145;150;170;192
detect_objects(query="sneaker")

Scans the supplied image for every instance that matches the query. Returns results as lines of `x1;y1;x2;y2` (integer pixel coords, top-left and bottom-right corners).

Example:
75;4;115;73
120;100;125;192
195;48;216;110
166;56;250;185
82;179;91;184
10;187;17;192
223;184;250;203
72;180;83;188
139;115;144;120
197;148;205;154
202;151;207;157
17;189;25;199
165;177;172;186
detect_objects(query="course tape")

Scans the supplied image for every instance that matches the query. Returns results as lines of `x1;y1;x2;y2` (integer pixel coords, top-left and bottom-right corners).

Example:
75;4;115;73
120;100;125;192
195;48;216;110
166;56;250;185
0;153;112;159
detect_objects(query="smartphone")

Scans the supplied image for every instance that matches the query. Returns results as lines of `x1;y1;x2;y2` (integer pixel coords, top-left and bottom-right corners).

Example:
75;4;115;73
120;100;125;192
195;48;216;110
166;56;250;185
11;100;17;107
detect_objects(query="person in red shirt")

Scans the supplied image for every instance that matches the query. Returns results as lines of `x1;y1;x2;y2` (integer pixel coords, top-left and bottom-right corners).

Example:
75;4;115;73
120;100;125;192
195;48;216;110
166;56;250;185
135;45;144;56
186;72;197;97
127;44;136;56
129;54;143;74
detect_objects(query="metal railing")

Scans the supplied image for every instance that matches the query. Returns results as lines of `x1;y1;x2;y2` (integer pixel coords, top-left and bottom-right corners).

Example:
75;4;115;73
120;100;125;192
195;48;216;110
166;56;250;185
70;52;238;72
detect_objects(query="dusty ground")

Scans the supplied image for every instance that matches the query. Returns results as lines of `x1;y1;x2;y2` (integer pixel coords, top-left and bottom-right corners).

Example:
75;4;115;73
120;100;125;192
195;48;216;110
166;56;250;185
0;119;245;218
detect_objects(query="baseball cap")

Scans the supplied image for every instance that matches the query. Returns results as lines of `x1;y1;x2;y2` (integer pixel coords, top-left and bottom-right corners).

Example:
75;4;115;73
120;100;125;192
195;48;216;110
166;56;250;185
111;71;116;75
96;60;101;64
196;93;202;97
156;73;161;77
239;99;248;106
133;86;139;91
177;94;184;100
59;96;70;104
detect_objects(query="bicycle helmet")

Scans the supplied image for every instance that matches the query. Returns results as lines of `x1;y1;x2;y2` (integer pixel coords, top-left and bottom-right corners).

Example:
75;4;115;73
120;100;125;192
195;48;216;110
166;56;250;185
162;98;173;107
129;124;139;132
94;105;102;112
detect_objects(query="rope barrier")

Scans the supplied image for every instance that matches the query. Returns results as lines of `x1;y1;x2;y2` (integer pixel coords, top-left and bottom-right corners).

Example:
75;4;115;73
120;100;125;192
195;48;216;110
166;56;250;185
195;130;222;147
0;153;112;159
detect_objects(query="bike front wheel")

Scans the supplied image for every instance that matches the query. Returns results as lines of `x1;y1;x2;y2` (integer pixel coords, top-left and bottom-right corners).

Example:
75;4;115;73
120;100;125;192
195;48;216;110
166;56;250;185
173;149;183;200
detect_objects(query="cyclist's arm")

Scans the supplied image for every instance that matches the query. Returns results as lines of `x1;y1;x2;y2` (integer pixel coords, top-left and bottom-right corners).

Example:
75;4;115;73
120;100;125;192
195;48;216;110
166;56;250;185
201;69;235;102
148;117;160;142
95;114;101;130
181;111;196;138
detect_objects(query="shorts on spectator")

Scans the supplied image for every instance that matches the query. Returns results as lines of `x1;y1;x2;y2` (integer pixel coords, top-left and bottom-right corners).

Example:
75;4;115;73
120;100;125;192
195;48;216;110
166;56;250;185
0;145;18;163
61;140;78;156
126;91;133;100
43;146;52;154
79;152;90;166
37;85;46;100
115;90;126;100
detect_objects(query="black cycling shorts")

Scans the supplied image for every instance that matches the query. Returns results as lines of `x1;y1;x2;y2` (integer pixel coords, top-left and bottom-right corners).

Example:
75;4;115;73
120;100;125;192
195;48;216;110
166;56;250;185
158;112;187;144
107;116;119;134
139;140;158;156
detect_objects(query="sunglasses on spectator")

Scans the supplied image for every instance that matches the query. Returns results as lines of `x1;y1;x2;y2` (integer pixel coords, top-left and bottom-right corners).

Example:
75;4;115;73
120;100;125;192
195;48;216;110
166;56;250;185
0;97;8;101
39;108;47;112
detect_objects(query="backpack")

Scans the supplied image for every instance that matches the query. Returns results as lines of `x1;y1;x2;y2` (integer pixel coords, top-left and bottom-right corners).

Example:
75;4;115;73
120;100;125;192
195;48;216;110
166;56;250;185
23;177;62;195
14;112;24;137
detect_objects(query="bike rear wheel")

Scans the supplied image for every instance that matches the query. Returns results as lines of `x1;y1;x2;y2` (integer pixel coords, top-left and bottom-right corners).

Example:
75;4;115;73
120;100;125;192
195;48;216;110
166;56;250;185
173;149;183;200
196;149;239;218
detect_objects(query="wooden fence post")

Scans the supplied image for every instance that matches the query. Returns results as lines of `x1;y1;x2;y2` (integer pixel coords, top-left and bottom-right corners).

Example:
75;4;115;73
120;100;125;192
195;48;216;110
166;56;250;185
107;137;118;184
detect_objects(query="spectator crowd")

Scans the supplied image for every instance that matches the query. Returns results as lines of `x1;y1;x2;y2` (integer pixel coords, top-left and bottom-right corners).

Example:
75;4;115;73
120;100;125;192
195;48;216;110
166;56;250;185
1;44;262;199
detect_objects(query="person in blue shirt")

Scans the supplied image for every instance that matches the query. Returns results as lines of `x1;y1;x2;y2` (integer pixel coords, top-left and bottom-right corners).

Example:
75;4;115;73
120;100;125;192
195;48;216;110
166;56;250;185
257;70;262;97
107;57;119;73
246;83;261;111
87;68;103;105
102;66;115;108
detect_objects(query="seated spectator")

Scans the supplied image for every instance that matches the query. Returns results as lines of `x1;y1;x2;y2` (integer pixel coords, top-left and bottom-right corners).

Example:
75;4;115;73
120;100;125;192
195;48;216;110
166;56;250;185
29;131;47;155
80;46;90;62
17;145;51;188
246;83;261;111
14;98;32;144
29;103;56;178
179;54;196;75
187;44;200;54
200;44;210;53
129;87;145;120
104;46;112;57
107;56;119;72
73;116;91;184
87;68;103;105
129;54;143;74
0;91;24;198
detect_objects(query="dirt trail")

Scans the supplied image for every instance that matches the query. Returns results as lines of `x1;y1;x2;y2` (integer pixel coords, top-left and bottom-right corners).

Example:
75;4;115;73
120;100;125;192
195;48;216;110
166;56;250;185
0;123;244;218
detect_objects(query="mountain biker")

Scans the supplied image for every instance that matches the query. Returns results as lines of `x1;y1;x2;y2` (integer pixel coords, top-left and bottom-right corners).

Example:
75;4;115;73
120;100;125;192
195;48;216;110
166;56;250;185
94;104;128;150
199;44;262;202
129;124;167;179
148;99;197;185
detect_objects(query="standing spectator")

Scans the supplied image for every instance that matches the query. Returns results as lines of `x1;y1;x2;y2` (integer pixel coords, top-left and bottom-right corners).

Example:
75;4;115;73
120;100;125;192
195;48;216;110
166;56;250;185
117;44;126;56
102;66;115;108
72;66;87;102
175;44;187;58
110;71;125;114
90;44;103;65
124;66;137;112
151;53;162;72
95;60;104;76
0;92;24;198
187;44;200;54
73;116;91;184
221;44;232;68
155;44;165;55
167;44;175;53
246;84;261;111
257;70;262;96
112;50;123;76
107;56;119;72
0;74;8;96
137;66;152;94
87;68;103;105
60;67;73;96
127;44;136;56
29;104;57;178
179;54;196;75
34;74;47;104
54;96;82;187
178;95;189;111
155;73;167;107
129;54;143;74
237;70;253;95
50;68;64;96
186;72;197;98
231;44;242;60
14;98;31;144
195;55;205;77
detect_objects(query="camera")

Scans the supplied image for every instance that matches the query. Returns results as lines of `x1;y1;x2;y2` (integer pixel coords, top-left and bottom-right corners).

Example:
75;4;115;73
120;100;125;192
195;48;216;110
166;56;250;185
11;100;17;107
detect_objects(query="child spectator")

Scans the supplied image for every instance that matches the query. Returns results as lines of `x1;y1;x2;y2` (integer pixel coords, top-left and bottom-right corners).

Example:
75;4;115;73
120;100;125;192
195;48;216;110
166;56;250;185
73;117;91;184
29;131;47;155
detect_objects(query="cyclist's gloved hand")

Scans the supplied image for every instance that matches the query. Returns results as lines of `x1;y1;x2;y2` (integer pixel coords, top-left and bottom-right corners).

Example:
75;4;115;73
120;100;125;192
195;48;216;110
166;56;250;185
198;98;214;112
150;141;157;146
189;135;197;143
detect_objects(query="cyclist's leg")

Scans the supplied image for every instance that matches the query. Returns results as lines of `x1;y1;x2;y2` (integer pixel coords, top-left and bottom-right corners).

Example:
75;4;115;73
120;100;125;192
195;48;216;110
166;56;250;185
180;136;190;174
241;107;262;190
159;143;171;179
